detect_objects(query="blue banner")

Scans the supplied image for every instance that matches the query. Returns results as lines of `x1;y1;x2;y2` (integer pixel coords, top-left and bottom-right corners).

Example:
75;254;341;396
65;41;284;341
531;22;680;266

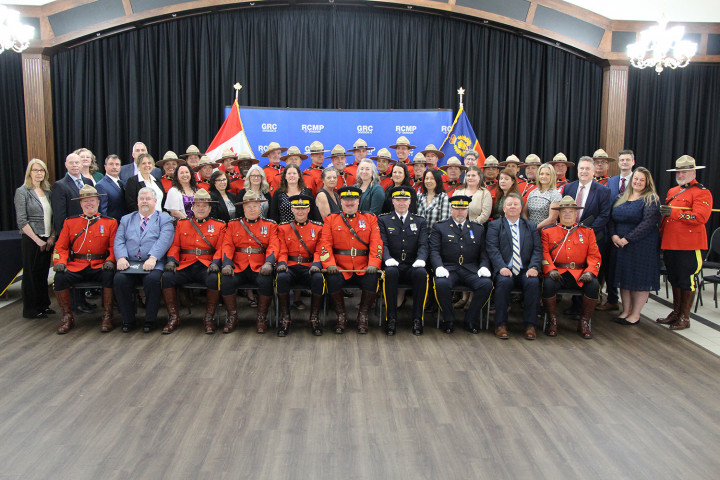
225;107;453;170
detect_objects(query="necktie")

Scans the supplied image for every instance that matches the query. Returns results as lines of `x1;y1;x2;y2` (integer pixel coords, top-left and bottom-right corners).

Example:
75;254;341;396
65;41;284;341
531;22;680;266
619;177;626;194
576;185;585;221
511;224;521;276
138;216;149;259
75;178;83;189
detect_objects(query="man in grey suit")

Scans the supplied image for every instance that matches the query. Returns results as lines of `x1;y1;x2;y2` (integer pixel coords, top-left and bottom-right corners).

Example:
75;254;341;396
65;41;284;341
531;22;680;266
113;187;174;332
96;154;126;219
119;142;161;183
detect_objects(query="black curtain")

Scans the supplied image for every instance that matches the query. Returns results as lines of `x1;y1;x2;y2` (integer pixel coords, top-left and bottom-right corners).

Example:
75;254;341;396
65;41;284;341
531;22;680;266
50;5;602;175
626;64;720;237
0;52;28;231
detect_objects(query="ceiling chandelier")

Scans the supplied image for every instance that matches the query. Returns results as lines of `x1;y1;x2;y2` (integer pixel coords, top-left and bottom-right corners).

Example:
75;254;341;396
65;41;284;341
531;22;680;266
0;5;35;54
627;16;697;74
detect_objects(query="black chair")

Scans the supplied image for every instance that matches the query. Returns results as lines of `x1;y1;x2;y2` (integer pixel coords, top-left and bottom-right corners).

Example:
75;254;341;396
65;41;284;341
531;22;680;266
434;284;492;330
377;280;426;328
694;228;720;312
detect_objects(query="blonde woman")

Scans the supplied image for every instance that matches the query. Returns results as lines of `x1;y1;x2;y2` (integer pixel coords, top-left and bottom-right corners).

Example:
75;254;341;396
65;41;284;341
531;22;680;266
524;164;562;229
75;148;104;184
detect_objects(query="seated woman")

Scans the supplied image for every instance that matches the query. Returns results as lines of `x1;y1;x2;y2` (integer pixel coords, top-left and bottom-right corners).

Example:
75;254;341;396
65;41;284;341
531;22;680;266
208;170;239;223
315;166;341;221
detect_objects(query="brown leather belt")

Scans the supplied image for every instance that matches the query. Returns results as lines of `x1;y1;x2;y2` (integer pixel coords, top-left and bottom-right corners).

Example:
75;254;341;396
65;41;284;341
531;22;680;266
333;248;368;257
235;247;266;254
555;262;587;269
70;252;108;261
288;255;312;263
180;248;214;255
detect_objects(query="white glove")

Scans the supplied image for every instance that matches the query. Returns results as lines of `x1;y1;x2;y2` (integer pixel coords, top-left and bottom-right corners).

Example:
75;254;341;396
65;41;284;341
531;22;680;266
412;259;426;268
435;266;450;278
478;267;491;278
385;258;399;267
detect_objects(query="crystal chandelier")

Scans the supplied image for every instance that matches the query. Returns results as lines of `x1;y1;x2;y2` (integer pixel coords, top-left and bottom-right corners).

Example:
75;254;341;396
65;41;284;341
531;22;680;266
0;5;35;54
627;16;697;74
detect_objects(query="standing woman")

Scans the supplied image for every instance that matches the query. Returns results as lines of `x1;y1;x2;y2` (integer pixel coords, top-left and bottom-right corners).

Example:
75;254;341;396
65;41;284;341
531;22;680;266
164;164;198;220
454;166;492;225
524;164;562;229
417;169;450;234
14;159;55;319
124;153;166;212
382;162;418;214
76;148;104;184
270;164;314;223
208;170;239;223
493;169;520;219
236;165;272;219
609;167;661;325
356;158;384;215
315;166;341;221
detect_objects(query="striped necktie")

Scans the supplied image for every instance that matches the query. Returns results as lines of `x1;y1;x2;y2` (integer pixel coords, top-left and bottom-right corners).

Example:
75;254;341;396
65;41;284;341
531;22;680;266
511;223;521;276
138;216;149;258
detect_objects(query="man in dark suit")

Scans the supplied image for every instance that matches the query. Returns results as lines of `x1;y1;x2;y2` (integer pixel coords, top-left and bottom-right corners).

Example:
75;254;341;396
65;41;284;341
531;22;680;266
50;153;92;236
378;186;429;336
96;154;126;220
486;193;543;340
119;142;162;183
430;195;492;334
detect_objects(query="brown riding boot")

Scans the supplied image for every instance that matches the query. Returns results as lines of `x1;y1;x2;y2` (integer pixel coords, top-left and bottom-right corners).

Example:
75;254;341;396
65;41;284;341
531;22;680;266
55;289;74;334
100;288;115;332
203;290;220;334
657;287;682;324
577;296;597;339
542;296;558;337
161;288;180;334
330;290;347;334
277;292;291;337
309;293;323;336
357;290;377;334
256;295;272;334
222;294;238;333
669;290;694;330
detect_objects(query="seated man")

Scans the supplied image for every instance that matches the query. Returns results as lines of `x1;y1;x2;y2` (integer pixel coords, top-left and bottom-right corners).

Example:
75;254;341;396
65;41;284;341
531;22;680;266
320;186;382;334
486;193;542;340
52;185;118;334
378;186;429;336
541;196;602;339
275;194;325;337
430;195;492;334
161;189;226;334
221;191;278;334
113;187;174;332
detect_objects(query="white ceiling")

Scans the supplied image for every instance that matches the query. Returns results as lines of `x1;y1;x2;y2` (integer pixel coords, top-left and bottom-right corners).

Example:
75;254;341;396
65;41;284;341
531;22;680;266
6;0;720;23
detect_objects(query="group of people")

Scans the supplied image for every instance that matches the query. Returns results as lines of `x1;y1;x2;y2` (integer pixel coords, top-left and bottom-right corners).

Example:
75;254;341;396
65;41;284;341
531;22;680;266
14;136;713;339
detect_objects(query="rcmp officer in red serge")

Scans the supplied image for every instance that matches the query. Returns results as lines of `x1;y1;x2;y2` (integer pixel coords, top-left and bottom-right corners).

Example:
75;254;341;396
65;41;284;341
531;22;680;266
303;141;328;196
275;194;325;337
161;189;226;334
221;191;278;334
378;186;429;336
592;148;615;185
228;152;260;194
52;185;118;334
540;196;602;339
549;152;574;191
320;186;382;334
346;138;374;179
430;195;493;334
657;155;713;330
262;142;287;195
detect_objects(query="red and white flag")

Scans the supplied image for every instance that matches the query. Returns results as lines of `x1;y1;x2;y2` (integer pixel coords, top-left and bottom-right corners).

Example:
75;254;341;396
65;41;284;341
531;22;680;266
205;99;253;160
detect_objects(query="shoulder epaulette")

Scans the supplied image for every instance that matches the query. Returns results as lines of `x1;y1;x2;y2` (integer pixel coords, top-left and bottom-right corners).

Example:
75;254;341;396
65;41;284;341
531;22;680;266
309;220;323;226
378;212;391;217
178;218;190;222
263;218;277;224
209;217;226;224
410;214;425;219
541;224;557;230
100;214;115;220
228;217;240;222
280;221;291;225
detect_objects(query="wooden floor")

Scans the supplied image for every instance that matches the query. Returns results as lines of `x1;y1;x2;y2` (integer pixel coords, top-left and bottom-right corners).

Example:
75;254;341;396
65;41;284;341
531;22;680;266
2;295;720;480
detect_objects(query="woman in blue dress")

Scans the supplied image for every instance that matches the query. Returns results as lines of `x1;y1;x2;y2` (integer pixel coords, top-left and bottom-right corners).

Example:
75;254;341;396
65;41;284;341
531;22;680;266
608;167;661;325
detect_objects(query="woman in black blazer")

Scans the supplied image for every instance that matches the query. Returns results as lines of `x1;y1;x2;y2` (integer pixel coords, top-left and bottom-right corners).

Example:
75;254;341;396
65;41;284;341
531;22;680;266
208;170;241;222
124;153;166;212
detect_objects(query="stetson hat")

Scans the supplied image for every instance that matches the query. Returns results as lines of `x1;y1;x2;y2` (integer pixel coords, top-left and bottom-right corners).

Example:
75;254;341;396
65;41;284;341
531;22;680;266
410;152;429;165
180;144;202;159
235;190;269;206
389;136;417;150
325;144;352;159
524;154;542;165
500;154;524;167
192;189;216;204
449;195;472;209
389;186;414;199
261;142;288;157
231;151;260;167
480;155;500;169
192;155;220;172
218;148;238;162
592;148;616;163
156;150;185;167
370;148;396;163
280;146;308;161
338;186;362;199
444;157;467;171
72;184;106;201
548;152;575;167
667;155;706;172
420;144;444;159
348;138;375;152
287;194;314;208
308;141;328;154
551;195;583;211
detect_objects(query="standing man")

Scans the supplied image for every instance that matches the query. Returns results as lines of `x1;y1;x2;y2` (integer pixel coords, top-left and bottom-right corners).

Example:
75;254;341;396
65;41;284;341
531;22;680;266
520;154;541;200
592;149;615;185
320;186;382;334
275;194;325;336
52;186;117;334
486;193;542;340
303;141;328;196
442;157;466;196
378;186;429;335
228;152;260;194
607;149;635;200
410;153;428;193
113;187;174;332
218;149;240;181
430;195;493;334
262;142;287;195
194;156;219;192
480;156;501;210
373;148;396;190
96;154;126;220
346;138;373;179
180;144;203;175
161;190;226;334
280;146;308;169
389;136;415;177
657;155;713;330
327;145;355;191
541;196;602;339
549;152;574;191
120;142;161;182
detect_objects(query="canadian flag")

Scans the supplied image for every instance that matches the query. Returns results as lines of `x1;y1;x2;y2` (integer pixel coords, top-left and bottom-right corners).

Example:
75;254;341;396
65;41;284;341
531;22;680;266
205;99;254;160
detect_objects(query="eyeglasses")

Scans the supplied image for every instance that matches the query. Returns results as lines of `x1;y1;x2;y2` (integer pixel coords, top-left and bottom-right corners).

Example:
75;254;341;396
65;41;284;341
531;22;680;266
31;169;46;173
216;178;228;182
249;174;262;178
